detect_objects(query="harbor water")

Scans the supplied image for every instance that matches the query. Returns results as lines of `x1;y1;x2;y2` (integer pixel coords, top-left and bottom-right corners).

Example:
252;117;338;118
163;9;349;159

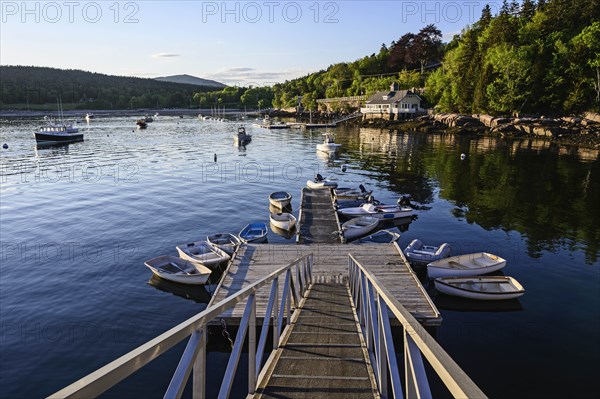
0;115;598;398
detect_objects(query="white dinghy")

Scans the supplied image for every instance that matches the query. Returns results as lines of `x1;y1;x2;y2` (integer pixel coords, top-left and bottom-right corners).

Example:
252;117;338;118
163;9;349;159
338;203;413;220
352;229;401;244
434;276;525;300
176;241;231;269
269;191;292;209
427;252;507;279
269;212;297;231
144;255;212;285
341;216;379;241
206;233;241;256
306;174;338;189
404;239;451;263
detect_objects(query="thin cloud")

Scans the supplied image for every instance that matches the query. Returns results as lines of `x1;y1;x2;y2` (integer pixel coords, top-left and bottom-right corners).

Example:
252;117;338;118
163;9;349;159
152;53;181;58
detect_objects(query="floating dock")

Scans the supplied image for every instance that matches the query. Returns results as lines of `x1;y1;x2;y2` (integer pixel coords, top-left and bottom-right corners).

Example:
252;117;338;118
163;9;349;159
210;188;441;326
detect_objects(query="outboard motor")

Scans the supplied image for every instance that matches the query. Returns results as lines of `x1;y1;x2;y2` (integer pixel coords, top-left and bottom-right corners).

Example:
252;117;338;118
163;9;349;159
315;173;324;182
359;184;366;193
398;195;413;207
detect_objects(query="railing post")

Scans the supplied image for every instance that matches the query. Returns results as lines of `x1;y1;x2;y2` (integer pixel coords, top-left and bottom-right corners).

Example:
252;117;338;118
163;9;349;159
376;296;388;399
404;330;432;399
273;276;279;349
248;294;256;394
192;326;206;399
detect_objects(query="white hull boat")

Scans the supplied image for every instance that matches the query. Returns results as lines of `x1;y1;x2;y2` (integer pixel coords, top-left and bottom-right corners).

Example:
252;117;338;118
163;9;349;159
352;229;401;244
333;185;372;200
176;241;231;269
307;174;337;189
239;222;268;243
206;233;241;256
269;191;292;209
341;216;379;240
434;276;525;300
144;255;212;285
405;239;451;263
234;126;252;145
269;212;297;231
427;252;507;279
338;203;413;220
316;135;342;153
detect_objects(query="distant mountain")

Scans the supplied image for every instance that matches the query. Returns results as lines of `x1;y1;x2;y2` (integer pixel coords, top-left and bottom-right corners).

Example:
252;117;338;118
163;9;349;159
154;74;225;88
0;66;218;109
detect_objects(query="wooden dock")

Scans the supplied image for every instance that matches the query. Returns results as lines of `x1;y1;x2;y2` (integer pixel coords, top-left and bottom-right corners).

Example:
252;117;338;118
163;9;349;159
297;188;342;244
255;283;378;398
209;243;441;326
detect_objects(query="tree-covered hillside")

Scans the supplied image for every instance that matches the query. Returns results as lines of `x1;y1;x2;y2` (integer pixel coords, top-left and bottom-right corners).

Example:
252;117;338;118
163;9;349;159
426;0;600;115
0;66;218;109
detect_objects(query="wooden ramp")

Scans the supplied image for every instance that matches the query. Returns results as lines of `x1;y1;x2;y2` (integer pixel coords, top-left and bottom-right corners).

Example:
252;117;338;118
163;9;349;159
255;283;377;398
297;188;341;244
209;243;441;326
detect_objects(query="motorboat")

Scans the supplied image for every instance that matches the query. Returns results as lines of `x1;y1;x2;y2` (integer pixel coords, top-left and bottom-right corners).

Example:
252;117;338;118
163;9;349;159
404;239;451;263
269;212;297;231
144;115;154;123
338;202;413;220
352;229;401;244
136;119;148;129
85;113;94;121
234;126;252;145
239;222;268;243
144;255;212;285
206;233;241;256
333;185;372;200
175;241;231;269
427;252;507;279
334;185;373;208
341;216;379;241
316;134;342;153
434;276;525;300
306;174;338;189
269;191;292;209
34;111;82;144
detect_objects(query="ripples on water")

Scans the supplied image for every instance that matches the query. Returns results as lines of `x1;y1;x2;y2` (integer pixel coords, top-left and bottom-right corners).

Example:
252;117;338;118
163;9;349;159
0;116;598;398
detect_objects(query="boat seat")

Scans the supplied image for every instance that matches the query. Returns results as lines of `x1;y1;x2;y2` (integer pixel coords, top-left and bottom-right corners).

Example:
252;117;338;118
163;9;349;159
472;257;494;267
448;261;470;269
411;249;435;255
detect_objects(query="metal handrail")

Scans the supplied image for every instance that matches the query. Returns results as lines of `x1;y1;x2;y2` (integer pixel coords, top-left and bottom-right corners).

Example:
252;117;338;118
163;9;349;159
49;253;313;399
348;254;487;399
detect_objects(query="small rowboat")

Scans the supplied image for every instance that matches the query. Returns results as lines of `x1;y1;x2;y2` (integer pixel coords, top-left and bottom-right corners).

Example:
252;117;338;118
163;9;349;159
352;229;401;244
175;241;231;269
269;212;297;231
427;252;506;279
269;191;292;209
404;239;451;263
434;276;525;300
239;222;268;243
334;184;372;200
341;216;379;241
144;255;212;285
206;233;241;255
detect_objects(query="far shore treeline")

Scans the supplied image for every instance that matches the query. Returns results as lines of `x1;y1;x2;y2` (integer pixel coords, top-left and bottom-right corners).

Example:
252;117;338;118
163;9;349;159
2;0;598;115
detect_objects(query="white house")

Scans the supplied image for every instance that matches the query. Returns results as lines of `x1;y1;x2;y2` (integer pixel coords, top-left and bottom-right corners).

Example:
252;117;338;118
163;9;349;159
361;83;424;120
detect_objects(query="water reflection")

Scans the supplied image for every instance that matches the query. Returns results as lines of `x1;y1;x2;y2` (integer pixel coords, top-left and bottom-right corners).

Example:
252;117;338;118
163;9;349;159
336;127;600;264
147;275;212;304
433;294;524;312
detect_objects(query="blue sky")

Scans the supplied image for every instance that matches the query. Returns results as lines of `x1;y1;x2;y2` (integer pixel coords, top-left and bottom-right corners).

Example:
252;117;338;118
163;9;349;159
1;1;501;86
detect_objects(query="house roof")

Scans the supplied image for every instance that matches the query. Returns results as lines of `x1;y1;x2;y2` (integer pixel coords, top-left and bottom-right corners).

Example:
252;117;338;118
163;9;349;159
366;90;422;105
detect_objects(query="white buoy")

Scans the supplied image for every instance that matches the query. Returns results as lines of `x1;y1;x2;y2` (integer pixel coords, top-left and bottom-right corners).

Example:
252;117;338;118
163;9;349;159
460;153;466;160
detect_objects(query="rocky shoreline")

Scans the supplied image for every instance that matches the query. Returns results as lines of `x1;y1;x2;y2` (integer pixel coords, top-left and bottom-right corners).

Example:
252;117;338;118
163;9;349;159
360;112;600;149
